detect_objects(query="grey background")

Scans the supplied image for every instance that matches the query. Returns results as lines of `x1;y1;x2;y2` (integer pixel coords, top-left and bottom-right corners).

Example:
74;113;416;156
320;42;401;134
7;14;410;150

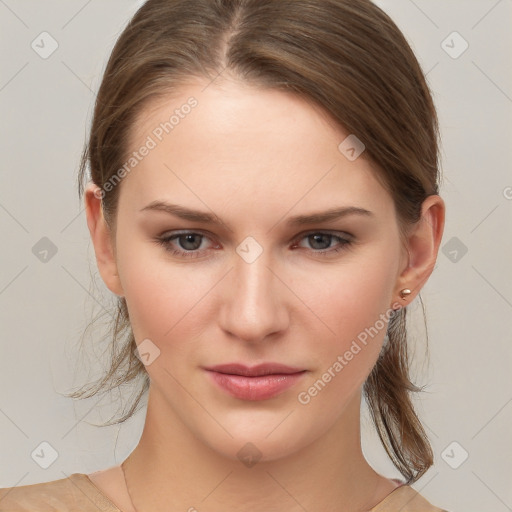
1;1;511;510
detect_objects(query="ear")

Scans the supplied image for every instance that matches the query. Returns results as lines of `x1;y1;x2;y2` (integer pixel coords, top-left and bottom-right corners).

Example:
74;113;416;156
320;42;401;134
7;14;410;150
392;194;445;307
84;182;124;297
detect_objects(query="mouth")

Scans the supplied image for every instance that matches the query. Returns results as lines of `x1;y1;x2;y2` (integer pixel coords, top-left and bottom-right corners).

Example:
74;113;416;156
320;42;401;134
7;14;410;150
203;363;307;401
205;362;306;377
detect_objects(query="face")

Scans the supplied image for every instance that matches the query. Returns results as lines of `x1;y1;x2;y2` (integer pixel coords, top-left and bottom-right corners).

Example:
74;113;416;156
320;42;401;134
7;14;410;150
94;78;409;462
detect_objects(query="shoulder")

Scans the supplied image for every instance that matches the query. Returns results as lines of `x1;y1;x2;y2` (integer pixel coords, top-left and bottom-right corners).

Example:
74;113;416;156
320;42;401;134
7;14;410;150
371;484;451;512
0;473;121;512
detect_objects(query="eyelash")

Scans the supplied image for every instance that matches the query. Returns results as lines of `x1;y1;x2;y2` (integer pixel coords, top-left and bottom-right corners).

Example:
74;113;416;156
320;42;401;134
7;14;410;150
155;230;353;259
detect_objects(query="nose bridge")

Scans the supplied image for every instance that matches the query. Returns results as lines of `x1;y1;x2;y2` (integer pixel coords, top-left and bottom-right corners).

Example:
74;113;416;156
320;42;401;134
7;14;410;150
220;244;287;342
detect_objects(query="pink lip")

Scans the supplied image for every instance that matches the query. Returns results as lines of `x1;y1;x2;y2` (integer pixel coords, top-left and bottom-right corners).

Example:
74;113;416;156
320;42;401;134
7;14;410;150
204;363;307;401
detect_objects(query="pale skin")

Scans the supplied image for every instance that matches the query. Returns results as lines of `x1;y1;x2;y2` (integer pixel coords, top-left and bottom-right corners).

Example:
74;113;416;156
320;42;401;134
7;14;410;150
85;77;445;512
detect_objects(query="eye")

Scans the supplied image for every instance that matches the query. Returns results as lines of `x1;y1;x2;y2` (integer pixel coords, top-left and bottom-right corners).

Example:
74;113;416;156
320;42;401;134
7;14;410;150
292;231;353;257
155;231;215;259
155;230;354;259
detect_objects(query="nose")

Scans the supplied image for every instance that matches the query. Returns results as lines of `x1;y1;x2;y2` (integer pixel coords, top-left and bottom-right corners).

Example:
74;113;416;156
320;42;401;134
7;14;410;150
218;248;290;343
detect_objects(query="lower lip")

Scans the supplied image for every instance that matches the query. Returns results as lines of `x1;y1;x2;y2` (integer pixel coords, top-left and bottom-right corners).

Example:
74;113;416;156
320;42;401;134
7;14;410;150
206;370;307;401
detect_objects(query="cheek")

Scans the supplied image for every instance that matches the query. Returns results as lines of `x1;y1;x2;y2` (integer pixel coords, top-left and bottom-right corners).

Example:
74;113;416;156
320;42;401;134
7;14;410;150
296;247;397;338
115;238;214;345
294;251;398;394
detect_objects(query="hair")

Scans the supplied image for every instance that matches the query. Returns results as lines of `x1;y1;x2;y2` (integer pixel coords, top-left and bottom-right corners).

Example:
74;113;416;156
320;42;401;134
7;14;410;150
71;0;442;485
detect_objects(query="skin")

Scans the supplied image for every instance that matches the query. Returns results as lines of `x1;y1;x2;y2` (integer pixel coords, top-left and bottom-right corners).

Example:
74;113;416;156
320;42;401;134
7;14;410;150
85;76;445;512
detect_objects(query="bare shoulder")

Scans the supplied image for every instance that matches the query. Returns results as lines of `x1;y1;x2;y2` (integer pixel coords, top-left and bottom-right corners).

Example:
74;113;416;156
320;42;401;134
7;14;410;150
371;484;451;511
0;472;121;511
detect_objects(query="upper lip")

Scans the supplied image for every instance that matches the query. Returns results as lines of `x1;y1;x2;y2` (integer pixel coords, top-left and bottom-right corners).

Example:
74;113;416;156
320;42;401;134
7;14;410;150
204;363;305;377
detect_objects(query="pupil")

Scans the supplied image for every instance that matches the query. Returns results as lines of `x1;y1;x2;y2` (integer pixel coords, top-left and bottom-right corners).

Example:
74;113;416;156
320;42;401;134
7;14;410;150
182;234;200;250
310;234;330;250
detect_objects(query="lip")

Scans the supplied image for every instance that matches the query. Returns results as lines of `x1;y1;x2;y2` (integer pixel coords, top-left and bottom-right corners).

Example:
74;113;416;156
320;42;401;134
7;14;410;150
204;363;307;401
205;363;305;377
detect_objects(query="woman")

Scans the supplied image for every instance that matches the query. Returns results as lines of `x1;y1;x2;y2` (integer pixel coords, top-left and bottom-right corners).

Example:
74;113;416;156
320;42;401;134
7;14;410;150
0;0;449;510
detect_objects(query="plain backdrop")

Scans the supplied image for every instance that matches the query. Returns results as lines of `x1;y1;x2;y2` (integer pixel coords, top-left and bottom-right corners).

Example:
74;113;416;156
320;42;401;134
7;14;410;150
1;1;511;511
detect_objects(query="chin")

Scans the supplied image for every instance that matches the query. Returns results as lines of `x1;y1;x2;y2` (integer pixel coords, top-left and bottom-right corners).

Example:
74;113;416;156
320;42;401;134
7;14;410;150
196;412;322;467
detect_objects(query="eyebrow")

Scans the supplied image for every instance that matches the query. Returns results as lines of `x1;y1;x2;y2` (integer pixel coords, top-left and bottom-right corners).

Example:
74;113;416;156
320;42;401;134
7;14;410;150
140;200;374;228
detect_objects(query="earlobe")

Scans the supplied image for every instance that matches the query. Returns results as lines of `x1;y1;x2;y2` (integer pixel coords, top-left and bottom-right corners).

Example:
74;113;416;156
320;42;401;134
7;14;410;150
84;183;124;297
394;195;445;306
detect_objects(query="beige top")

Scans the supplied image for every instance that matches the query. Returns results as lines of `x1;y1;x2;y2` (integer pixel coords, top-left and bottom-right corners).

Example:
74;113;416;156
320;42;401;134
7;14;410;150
0;473;449;511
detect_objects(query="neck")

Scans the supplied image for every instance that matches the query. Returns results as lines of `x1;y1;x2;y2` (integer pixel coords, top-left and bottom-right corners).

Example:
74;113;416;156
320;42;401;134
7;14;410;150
122;385;392;512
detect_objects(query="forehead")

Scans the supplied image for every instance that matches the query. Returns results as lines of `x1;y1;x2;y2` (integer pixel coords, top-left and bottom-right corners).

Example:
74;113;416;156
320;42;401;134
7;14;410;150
120;77;392;219
130;77;343;151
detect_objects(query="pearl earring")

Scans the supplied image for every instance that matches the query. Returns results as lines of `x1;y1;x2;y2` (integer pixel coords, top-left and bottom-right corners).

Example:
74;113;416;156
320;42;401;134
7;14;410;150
399;288;412;300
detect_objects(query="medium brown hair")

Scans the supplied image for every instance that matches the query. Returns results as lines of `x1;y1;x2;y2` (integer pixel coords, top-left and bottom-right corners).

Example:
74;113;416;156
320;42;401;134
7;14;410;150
73;0;442;484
